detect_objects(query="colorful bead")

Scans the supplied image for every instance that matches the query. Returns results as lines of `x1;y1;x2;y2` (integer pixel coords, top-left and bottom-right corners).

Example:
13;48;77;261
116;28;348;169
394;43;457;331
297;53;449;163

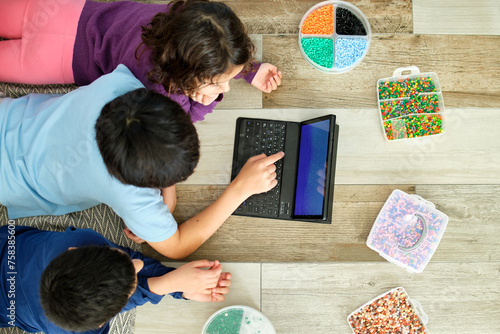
336;7;367;35
378;76;443;140
335;38;367;69
301;5;334;35
383;114;443;140
367;190;448;272
380;95;440;121
348;288;429;334
206;309;244;334
378;77;437;100
300;3;369;71
301;38;334;68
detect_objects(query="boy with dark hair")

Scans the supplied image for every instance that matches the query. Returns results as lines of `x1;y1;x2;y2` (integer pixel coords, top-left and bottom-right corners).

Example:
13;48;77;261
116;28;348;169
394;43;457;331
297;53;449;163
0;224;230;333
0;65;283;259
95;87;200;188
40;246;138;332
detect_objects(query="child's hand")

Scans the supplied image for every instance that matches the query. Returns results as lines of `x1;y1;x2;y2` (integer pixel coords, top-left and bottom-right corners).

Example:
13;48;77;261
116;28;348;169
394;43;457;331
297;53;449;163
170;260;223;295
183;272;232;302
231;152;284;199
251;63;282;93
190;92;219;106
123;227;146;244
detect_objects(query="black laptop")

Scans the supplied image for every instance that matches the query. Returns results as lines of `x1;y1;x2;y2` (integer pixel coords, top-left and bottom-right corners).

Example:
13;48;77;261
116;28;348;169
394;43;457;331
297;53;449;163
230;114;339;223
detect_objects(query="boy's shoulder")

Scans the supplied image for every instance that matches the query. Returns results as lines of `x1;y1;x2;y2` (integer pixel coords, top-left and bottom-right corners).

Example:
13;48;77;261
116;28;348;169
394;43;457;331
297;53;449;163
0;226;112;251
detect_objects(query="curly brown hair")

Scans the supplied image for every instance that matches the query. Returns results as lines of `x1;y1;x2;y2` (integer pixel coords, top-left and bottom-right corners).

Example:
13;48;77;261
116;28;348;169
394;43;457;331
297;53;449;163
136;0;255;95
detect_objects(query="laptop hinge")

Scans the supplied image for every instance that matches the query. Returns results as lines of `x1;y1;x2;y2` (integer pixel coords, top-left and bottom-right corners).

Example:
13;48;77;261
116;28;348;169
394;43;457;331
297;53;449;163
278;122;299;219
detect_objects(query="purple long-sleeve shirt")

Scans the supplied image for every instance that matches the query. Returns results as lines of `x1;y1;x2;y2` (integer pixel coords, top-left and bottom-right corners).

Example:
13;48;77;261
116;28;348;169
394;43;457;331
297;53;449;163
72;0;259;122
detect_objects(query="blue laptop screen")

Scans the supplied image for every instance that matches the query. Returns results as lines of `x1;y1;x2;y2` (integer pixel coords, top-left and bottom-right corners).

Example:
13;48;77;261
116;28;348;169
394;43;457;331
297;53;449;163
293;119;330;216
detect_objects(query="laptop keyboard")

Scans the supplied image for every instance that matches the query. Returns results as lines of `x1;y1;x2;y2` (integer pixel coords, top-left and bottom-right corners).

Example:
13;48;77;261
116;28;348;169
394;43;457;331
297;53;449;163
237;120;286;217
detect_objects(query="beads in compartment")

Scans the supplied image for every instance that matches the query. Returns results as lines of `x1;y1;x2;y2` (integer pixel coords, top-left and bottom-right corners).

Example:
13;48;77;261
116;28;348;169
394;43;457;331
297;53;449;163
367;189;449;273
299;1;371;73
377;70;445;140
348;287;429;334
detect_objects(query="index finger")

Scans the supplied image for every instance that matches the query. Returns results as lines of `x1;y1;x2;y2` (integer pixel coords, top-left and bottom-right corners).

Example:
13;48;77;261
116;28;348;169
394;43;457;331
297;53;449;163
190;259;215;268
262;151;284;166
275;73;282;86
207;264;223;277
220;272;232;280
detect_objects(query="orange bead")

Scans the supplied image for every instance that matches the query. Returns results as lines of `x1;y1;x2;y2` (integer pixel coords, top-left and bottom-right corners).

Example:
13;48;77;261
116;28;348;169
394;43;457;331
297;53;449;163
301;5;334;35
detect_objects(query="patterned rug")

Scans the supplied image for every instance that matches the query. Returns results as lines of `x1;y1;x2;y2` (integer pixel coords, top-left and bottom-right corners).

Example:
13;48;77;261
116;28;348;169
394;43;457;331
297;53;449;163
1;34;138;334
0;204;139;334
0;67;137;334
0;82;77;98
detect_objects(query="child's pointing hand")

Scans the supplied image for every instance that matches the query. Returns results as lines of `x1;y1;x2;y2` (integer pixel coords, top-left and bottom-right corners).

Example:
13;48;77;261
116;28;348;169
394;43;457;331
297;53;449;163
231;152;285;199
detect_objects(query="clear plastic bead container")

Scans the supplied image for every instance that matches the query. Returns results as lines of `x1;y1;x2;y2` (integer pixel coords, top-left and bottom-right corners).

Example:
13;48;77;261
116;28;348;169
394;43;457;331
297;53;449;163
299;1;372;73
348;287;430;334
377;66;446;141
202;305;276;334
367;189;449;273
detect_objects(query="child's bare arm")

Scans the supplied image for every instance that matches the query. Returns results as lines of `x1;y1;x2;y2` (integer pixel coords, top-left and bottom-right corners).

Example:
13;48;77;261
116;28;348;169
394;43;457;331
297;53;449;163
147;260;231;302
148;152;284;259
161;185;177;212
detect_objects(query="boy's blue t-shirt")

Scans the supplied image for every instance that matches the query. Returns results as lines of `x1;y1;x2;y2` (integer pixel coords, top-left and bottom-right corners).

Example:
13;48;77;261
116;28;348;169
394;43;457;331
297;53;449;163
0;65;177;242
0;225;183;333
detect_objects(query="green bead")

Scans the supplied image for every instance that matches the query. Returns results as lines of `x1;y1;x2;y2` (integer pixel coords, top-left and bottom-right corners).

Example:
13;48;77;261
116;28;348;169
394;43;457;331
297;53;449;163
301;38;334;68
206;309;244;334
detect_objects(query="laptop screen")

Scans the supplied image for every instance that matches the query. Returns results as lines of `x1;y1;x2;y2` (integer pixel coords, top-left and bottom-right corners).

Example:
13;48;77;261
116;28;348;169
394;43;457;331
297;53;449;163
293;119;331;217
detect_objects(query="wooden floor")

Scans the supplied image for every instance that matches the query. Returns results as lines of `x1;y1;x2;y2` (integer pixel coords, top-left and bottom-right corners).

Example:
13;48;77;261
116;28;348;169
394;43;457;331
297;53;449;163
136;0;500;333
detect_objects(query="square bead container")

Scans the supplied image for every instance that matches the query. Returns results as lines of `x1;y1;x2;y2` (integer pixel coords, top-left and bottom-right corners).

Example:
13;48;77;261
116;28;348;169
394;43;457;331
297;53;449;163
367;189;449;273
348;287;429;334
377;66;445;141
299;1;371;73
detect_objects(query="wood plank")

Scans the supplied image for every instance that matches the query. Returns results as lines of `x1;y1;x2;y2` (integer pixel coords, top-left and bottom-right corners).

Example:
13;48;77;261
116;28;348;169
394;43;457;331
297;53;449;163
415;185;500;266
413;0;500;35
227;0;413;34
262;34;500;109
135;263;261;333
142;184;500;263
142;184;415;262
96;0;412;34
261;262;500;334
189;108;500;185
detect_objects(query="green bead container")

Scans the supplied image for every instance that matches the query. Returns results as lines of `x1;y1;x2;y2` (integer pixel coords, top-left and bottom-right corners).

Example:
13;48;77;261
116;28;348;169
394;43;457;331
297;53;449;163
377;66;446;141
202;305;276;334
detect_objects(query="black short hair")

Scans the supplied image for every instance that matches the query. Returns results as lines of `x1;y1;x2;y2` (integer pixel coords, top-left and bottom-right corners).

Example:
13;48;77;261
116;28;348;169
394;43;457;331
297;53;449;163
95;88;200;188
40;246;137;332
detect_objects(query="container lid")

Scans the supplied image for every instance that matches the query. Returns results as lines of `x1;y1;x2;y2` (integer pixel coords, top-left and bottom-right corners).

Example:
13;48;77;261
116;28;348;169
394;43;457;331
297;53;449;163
202;305;276;334
367;189;449;273
376;66;445;141
347;287;429;333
